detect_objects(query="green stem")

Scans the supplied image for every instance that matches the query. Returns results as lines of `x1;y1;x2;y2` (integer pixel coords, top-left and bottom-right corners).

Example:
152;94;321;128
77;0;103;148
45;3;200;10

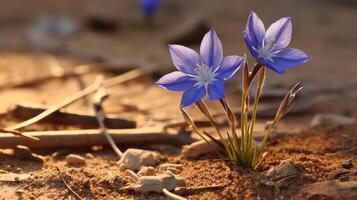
195;100;234;159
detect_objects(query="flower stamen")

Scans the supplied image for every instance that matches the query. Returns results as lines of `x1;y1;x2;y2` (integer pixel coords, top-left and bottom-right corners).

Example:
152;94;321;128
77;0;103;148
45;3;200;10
193;64;217;88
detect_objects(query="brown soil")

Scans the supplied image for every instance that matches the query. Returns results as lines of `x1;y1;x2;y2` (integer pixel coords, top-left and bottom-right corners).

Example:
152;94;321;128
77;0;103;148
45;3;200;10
0;124;353;200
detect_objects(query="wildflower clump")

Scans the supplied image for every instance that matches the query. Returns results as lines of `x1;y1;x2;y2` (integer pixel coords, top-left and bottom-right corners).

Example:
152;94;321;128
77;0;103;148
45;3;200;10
156;11;310;169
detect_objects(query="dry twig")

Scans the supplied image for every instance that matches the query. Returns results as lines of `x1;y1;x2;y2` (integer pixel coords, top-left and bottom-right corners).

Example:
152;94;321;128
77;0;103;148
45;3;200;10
93;85;123;158
11;102;136;129
56;167;83;200
6;69;142;131
0;128;38;141
0;128;194;149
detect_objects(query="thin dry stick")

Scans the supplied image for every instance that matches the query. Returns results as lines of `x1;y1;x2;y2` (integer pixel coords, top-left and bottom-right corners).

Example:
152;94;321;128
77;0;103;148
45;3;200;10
0;128;38;141
162;188;187;200
93;86;123;158
0;128;193;149
92;87;184;199
175;185;225;194
56;167;83;200
325;147;357;156
6;69;143;131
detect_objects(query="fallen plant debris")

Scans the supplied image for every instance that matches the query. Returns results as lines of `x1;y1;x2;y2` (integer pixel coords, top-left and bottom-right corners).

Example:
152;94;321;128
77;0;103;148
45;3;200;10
0;128;38;141
5;69;143;131
0;127;193;148
118;148;161;171
11;102;136;129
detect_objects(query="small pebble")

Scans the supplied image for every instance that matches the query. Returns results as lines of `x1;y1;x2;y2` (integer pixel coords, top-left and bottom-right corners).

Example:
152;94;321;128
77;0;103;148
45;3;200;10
65;154;86;166
15;167;22;173
266;159;299;179
15;189;24;194
14;145;44;163
338;175;350;182
138;166;156;176
159;163;183;174
52;149;70;159
85;153;94;159
341;159;353;169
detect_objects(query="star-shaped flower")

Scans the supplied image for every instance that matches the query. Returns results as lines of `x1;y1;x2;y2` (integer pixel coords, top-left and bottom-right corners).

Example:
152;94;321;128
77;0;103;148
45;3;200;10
244;11;311;73
156;29;243;108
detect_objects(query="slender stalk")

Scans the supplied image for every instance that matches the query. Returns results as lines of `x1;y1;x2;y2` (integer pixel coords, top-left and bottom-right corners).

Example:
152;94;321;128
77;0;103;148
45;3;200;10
247;67;266;165
241;61;250;165
195;100;234;160
219;99;241;161
180;109;224;158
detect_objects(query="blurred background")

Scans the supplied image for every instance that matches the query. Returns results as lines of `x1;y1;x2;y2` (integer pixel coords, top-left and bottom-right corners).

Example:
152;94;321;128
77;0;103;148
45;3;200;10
0;0;356;116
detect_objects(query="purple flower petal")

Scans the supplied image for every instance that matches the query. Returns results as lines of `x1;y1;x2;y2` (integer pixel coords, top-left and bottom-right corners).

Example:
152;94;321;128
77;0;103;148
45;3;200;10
180;86;206;108
265;17;292;51
243;32;262;62
207;80;225;100
216;56;244;80
156;71;196;91
168;45;200;75
245;11;265;48
200;29;223;69
273;48;311;69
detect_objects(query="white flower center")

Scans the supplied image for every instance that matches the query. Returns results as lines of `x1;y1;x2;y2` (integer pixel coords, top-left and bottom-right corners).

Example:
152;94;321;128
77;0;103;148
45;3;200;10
254;37;276;63
255;46;274;62
193;64;217;88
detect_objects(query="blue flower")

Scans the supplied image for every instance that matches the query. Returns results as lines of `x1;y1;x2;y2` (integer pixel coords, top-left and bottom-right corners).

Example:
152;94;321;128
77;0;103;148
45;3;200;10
139;0;160;16
156;29;243;108
243;11;311;74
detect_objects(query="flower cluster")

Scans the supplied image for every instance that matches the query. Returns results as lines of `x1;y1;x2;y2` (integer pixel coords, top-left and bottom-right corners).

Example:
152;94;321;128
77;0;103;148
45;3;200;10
156;11;310;169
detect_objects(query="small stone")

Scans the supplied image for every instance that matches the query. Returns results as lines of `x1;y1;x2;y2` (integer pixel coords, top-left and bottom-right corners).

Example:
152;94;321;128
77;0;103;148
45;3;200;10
14;145;32;157
65;154;86;166
15;189;24;194
339;175;350;182
118;149;160;171
15;168;22;173
138;166;156;176
14;145;44;163
85;153;94;159
270;159;299;179
159;163;183;174
341;159;353;169
52;149;70;159
266;167;276;178
135;171;186;193
310;114;355;128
